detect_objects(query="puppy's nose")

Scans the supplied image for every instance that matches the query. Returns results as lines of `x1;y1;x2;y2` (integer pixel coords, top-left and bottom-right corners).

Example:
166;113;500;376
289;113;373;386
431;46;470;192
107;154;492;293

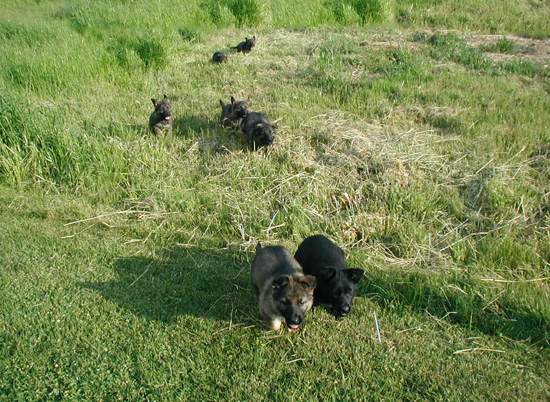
341;305;351;315
289;316;301;325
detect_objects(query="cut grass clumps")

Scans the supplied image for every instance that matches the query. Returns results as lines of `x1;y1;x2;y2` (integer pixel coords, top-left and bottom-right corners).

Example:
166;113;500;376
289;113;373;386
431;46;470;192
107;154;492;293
482;37;517;54
428;34;492;71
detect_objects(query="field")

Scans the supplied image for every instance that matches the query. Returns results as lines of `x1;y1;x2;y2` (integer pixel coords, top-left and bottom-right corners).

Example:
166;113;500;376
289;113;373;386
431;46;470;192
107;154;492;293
1;0;550;400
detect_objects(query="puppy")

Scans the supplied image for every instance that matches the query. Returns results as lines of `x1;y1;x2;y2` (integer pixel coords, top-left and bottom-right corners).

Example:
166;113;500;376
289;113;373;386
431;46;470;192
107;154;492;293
149;95;172;136
240;112;277;148
219;96;250;128
251;243;317;331
231;36;256;53
294;235;364;318
212;51;227;63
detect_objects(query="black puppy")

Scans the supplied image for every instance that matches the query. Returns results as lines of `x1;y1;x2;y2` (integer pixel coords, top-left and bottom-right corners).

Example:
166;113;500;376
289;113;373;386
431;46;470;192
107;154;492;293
212;51;227;63
240;112;277;148
231;36;256;53
149;95;172;136
219;96;250;128
294;235;364;318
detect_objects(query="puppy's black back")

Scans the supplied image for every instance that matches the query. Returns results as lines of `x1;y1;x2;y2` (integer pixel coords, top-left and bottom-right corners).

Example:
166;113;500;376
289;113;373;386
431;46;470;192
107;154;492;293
212;51;227;63
295;235;364;317
294;235;346;274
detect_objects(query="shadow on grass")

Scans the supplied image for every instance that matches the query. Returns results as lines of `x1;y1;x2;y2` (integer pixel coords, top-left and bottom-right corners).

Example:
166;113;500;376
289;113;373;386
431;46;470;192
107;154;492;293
173;115;246;152
361;271;550;348
79;247;256;324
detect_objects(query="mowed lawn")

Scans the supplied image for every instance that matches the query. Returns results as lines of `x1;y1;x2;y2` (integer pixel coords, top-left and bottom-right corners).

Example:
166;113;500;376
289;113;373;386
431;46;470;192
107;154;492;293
1;0;549;400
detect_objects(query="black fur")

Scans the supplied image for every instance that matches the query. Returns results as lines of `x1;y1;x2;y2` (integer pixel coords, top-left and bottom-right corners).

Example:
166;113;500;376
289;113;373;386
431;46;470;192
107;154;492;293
240;112;277;148
231;36;256;53
212;51;227;63
294;235;364;318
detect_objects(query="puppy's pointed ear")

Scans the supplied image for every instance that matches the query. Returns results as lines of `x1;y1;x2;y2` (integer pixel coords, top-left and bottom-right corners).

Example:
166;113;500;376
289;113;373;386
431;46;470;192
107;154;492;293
345;268;364;284
256;242;262;253
320;267;337;281
300;275;317;290
220;100;225;107
231;96;236;104
272;123;278;130
272;275;289;290
163;94;169;100
151;98;158;105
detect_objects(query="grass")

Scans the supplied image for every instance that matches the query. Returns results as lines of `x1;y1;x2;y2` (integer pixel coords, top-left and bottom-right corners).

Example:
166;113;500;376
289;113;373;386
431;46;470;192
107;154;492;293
1;0;550;401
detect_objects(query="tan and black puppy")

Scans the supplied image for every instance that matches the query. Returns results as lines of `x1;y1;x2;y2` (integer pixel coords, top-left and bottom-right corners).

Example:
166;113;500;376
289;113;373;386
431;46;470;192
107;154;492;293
295;235;364;318
219;96;250;128
251;243;317;331
149;95;172;136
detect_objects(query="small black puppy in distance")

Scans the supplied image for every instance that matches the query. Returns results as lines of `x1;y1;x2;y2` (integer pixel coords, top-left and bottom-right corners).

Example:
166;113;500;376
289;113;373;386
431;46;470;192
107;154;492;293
240;112;277;148
212;51;227;63
251;243;317;331
232;36;256;53
294;235;364;318
219;96;250;128
149;95;172;137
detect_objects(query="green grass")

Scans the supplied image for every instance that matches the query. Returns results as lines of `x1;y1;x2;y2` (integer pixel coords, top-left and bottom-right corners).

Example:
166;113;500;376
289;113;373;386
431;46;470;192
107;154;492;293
1;0;550;401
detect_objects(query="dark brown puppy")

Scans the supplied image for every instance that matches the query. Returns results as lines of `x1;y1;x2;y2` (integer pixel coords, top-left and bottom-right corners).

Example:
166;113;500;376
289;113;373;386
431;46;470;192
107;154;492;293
219;96;250;128
295;235;364;318
251;243;317;331
149;95;172;137
240;112;277;148
231;36;256;53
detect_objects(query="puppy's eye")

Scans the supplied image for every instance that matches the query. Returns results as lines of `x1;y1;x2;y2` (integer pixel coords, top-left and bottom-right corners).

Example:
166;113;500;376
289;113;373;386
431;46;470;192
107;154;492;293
299;300;306;306
280;299;290;306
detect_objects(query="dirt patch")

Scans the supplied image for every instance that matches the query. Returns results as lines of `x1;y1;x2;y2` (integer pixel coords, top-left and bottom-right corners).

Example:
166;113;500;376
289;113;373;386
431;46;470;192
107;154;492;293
465;34;550;67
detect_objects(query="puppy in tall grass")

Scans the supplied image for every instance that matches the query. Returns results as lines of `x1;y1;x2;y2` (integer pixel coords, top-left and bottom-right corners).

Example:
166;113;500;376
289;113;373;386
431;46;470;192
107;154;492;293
295;235;364;318
231;36;256;53
251;243;317;331
240;112;277;148
219;96;250;128
149;95;172;137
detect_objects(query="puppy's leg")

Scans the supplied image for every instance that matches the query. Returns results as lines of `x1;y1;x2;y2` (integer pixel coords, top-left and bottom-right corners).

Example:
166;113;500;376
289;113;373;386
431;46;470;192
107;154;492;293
260;308;282;331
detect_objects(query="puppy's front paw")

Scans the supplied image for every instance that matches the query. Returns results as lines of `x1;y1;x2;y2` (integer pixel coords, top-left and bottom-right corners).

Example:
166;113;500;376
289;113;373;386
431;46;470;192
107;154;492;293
269;318;282;331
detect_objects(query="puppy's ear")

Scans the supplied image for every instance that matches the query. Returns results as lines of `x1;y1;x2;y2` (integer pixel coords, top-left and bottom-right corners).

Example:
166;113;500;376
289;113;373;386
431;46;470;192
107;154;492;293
272;275;290;290
300;275;317;291
320;267;337;281
253;36;256;40
256;242;262;253
151;98;158;105
231;96;236;104
163;94;169;100
345;268;364;284
220;100;225;107
272;123;278;130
